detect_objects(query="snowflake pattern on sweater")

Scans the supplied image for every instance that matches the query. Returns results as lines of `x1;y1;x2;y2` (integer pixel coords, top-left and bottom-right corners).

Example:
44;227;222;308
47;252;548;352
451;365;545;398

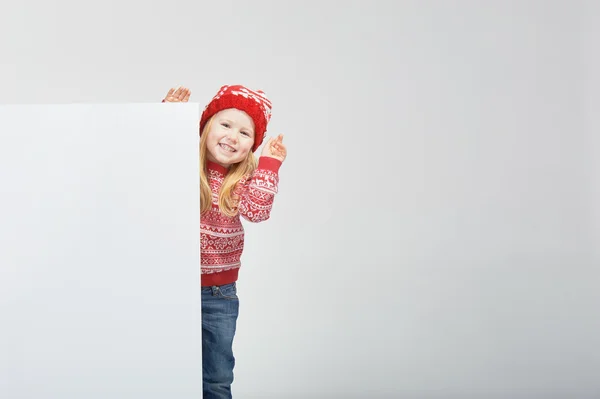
201;156;281;286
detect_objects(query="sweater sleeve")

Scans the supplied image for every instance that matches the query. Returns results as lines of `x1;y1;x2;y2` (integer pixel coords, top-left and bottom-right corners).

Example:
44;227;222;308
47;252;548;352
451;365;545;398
236;156;282;223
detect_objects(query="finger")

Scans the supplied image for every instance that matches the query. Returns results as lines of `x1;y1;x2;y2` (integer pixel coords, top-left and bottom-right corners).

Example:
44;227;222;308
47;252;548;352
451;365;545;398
174;87;185;99
164;88;176;101
183;89;191;101
179;88;190;101
262;138;273;153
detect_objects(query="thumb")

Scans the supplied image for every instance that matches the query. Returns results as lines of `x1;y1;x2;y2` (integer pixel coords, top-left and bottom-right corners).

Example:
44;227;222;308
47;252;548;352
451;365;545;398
261;137;273;154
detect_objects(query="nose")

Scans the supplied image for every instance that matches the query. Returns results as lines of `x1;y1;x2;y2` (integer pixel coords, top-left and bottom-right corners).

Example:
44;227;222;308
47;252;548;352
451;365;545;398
226;130;238;143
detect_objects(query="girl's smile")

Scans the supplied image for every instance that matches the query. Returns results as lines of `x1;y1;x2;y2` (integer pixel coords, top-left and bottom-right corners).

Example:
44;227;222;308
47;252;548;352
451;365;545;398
218;143;236;152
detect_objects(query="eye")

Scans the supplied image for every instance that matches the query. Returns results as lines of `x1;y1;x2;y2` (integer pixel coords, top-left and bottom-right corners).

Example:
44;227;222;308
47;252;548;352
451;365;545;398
241;131;250;137
221;122;230;128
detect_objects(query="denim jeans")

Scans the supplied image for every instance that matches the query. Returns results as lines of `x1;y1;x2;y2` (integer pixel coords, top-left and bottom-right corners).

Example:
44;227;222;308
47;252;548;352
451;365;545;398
202;282;239;399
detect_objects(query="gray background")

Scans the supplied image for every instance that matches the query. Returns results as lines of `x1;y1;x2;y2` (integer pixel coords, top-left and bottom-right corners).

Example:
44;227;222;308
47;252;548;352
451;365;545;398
0;104;202;398
1;0;598;398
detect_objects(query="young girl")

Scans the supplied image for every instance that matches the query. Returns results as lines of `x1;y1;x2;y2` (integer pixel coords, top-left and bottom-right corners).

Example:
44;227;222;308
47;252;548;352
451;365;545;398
162;85;287;399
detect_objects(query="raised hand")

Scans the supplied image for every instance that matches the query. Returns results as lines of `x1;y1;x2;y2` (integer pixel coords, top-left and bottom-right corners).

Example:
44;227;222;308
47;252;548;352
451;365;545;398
163;86;191;102
261;134;287;162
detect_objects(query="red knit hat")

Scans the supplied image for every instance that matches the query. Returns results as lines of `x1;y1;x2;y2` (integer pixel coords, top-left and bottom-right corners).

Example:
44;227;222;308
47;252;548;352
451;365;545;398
199;85;272;152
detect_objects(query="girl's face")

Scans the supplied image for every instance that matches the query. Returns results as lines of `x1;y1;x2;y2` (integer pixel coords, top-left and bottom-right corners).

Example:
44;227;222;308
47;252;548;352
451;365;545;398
205;108;255;168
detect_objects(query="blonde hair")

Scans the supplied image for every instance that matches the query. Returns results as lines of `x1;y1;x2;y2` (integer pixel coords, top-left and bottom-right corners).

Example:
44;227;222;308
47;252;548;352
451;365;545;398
200;116;258;217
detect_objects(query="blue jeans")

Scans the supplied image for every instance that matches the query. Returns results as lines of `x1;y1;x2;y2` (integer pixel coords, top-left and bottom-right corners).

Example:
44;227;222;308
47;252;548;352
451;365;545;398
202;282;239;399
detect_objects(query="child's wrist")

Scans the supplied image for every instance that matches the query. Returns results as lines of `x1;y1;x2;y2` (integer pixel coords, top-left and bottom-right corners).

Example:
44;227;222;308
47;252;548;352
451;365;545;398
258;156;282;173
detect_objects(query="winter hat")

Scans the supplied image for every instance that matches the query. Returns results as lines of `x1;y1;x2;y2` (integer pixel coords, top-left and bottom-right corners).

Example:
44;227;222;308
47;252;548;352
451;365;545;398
200;84;272;152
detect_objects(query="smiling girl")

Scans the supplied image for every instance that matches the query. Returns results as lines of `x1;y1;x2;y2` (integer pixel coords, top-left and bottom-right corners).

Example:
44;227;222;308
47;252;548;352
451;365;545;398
163;84;287;399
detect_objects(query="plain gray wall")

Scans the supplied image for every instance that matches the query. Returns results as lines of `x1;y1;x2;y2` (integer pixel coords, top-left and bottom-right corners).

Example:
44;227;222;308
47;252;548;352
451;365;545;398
585;1;599;265
1;1;597;398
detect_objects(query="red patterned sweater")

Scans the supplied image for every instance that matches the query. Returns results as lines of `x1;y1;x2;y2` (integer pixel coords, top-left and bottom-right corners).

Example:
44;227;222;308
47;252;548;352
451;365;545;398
201;156;282;287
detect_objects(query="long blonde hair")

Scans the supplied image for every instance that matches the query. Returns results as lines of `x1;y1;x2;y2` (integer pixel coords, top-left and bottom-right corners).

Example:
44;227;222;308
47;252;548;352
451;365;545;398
200;116;258;217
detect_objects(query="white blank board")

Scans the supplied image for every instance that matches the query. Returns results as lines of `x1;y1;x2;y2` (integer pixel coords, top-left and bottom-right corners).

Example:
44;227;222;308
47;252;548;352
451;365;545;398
0;104;201;398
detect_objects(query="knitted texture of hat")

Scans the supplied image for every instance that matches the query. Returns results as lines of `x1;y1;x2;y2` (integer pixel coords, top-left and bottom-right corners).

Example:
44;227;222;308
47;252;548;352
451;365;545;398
200;85;272;152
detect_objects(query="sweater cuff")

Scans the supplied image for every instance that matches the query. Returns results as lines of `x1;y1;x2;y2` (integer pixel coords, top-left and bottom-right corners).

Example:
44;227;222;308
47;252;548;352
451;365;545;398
257;156;282;174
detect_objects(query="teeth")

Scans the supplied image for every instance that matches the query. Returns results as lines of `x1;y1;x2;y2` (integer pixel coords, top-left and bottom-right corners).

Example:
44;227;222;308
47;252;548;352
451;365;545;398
219;143;235;152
